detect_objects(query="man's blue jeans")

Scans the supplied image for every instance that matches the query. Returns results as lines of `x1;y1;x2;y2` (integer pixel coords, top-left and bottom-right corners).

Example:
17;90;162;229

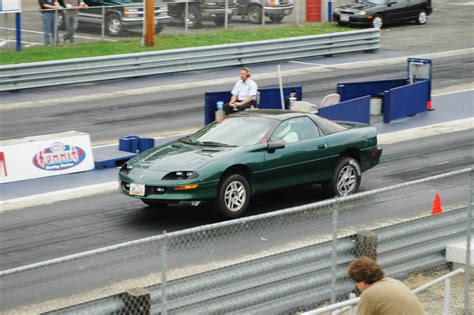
42;12;57;44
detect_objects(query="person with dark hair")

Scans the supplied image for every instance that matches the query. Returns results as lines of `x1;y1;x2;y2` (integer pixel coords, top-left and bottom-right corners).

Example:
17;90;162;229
348;257;425;315
223;67;258;115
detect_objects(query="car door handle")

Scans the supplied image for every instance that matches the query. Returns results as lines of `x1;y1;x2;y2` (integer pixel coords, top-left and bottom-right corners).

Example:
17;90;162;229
317;144;327;150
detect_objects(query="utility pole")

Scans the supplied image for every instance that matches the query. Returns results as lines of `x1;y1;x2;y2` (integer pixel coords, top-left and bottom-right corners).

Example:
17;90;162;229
144;0;155;47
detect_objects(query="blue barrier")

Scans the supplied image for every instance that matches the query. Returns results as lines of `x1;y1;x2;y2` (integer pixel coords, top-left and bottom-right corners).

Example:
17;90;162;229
337;79;408;101
318;95;371;124
119;136;155;153
383;80;429;123
204;86;302;125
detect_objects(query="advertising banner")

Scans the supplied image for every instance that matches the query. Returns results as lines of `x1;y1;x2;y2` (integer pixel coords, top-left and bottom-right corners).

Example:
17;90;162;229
0;0;22;13
0;131;95;183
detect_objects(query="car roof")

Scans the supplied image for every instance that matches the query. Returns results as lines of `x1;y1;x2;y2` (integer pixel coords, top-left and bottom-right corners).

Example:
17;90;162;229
229;109;308;121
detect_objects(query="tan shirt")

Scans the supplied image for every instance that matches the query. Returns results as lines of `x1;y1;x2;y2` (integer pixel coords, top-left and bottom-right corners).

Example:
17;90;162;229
357;277;425;315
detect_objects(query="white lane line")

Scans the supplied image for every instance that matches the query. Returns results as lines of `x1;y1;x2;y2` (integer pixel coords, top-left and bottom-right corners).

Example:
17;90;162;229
0;27;117;41
432;88;474;97
289;60;327;66
378;117;474;145
1;47;473;111
1;116;473;212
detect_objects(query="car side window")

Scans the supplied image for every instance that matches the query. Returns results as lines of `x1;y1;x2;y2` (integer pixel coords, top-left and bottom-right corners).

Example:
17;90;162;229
271;117;321;144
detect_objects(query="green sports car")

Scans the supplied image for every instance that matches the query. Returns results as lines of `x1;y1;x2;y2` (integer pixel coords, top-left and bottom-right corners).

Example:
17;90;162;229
119;110;382;218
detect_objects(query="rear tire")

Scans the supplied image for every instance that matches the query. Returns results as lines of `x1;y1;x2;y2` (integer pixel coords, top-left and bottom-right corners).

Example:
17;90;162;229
247;5;263;24
183;4;202;29
105;12;123;36
213;15;226;26
415;10;427;25
324;157;361;197
215;174;251;218
141;199;168;209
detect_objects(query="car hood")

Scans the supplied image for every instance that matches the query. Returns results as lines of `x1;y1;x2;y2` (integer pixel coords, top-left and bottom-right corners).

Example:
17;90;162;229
337;2;376;12
128;141;235;172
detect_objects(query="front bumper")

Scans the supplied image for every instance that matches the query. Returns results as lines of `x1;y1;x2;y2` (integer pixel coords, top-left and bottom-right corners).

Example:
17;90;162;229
201;5;237;17
333;12;373;26
263;5;294;16
122;9;171;28
119;179;219;201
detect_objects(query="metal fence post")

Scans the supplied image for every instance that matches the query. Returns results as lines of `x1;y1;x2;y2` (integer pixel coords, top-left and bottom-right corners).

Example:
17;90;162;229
4;14;8;49
185;0;189;32
330;200;339;304
54;9;58;46
261;4;265;26
295;0;300;24
224;0;229;29
101;6;105;39
464;170;473;314
160;232;169;315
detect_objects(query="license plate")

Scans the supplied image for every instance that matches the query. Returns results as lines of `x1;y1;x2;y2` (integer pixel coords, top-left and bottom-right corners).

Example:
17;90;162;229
130;183;145;196
340;14;350;22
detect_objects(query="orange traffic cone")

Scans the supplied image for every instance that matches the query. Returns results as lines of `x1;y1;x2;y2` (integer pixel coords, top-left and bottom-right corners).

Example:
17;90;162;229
432;193;443;215
427;100;434;111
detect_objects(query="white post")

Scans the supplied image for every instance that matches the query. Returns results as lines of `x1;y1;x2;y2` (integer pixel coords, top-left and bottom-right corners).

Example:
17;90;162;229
443;277;451;315
349;293;357;315
295;0;300;24
278;64;285;110
262;4;265;26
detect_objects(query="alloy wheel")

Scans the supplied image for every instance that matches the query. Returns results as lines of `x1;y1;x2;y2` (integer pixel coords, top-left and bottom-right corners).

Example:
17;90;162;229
224;180;247;212
336;165;357;196
372;16;383;29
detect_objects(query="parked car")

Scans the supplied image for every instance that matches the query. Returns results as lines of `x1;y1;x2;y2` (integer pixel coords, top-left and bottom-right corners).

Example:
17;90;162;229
58;0;171;36
119;110;382;218
235;0;294;24
164;0;237;28
333;0;433;29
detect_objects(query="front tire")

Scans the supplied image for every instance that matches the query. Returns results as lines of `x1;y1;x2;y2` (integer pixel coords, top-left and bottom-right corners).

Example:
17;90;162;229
213;15;226;26
372;14;383;29
216;174;251;218
269;15;284;23
415;10;427;25
324;157;361;197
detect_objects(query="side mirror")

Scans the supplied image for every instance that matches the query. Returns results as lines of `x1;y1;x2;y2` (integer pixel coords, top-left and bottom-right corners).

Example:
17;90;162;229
267;140;286;152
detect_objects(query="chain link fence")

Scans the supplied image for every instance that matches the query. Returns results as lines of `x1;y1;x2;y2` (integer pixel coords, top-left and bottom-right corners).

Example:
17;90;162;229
0;168;472;314
0;0;325;50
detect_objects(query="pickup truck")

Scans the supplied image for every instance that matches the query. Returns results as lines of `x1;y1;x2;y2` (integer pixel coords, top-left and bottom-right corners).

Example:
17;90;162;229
235;0;294;24
333;0;432;29
165;0;237;28
58;0;171;36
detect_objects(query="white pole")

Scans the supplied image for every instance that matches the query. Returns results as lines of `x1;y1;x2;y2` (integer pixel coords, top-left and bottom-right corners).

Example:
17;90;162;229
224;0;228;29
443;277;451;315
278;64;285;110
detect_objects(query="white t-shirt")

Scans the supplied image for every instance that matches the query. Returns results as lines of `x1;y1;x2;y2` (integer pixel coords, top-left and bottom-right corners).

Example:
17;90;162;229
231;79;258;101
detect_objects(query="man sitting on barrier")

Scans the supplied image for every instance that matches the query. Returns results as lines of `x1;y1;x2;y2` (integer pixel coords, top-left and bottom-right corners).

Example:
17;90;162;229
224;67;258;115
348;257;425;315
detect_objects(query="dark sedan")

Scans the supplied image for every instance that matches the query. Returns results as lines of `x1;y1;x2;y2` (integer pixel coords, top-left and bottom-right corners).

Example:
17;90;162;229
333;0;433;29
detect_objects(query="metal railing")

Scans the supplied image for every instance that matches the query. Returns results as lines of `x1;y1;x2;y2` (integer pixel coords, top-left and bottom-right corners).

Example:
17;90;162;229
299;268;466;315
0;168;471;314
0;29;379;91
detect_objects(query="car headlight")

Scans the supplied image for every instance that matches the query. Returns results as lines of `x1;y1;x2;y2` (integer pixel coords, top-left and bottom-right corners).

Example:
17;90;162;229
355;11;366;15
162;171;199;180
334;8;341;13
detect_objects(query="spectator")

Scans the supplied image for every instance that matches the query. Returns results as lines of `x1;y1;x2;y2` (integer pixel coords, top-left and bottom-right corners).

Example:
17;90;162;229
63;0;88;43
224;67;258;115
39;0;61;45
348;257;425;315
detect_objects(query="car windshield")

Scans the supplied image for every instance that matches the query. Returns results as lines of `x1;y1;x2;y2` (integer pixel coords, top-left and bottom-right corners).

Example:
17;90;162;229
182;117;275;147
356;0;386;4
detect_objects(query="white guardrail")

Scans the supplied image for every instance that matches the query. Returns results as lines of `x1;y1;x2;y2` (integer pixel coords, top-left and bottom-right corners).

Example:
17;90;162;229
0;29;380;91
